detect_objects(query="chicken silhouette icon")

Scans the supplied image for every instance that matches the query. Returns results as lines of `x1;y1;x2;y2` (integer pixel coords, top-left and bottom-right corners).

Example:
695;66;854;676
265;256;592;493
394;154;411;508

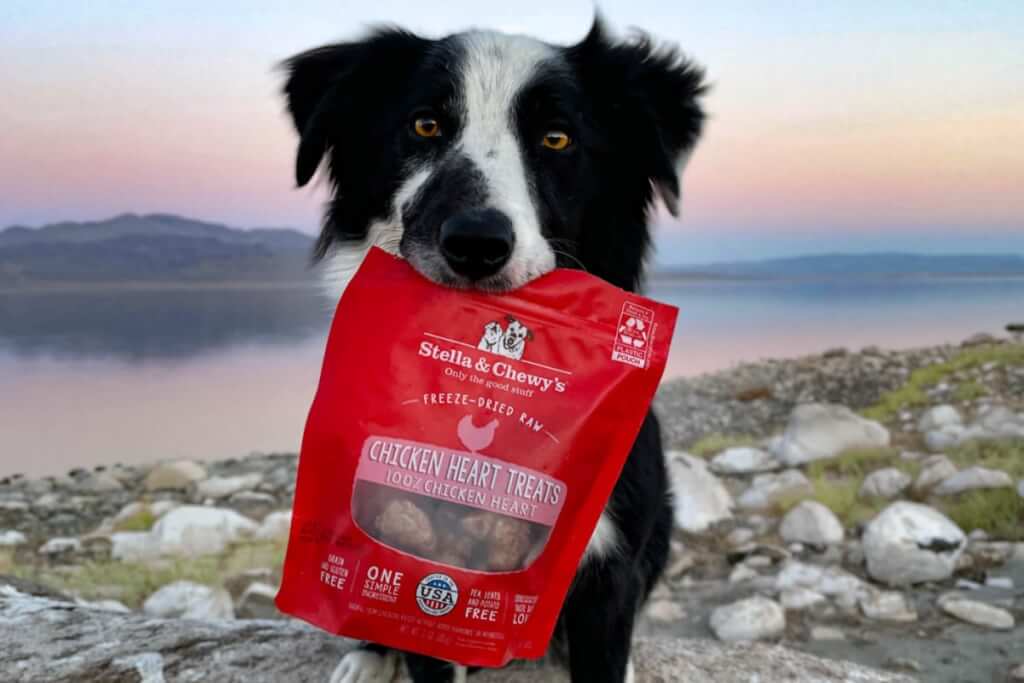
456;414;499;452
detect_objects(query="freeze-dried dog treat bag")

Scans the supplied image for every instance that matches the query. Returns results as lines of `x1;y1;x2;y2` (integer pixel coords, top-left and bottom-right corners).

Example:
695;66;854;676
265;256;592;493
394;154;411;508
276;247;677;667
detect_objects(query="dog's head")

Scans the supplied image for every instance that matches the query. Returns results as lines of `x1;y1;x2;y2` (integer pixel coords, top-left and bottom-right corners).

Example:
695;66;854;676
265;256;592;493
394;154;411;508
283;20;705;295
502;317;532;349
482;321;504;343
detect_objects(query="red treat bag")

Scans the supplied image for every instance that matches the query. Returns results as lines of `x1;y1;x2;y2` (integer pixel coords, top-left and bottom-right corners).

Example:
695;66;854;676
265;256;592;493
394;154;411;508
276;247;677;667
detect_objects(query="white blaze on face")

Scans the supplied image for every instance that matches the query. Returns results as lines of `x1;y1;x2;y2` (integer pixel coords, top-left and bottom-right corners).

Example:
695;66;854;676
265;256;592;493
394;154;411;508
455;32;556;286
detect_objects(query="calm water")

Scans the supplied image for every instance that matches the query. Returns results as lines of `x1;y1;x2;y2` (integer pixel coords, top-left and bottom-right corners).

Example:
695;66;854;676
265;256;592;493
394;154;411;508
2;277;1022;477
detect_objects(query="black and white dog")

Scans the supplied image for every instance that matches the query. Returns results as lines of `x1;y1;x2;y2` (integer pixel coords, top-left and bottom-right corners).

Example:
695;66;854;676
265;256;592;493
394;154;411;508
282;18;705;683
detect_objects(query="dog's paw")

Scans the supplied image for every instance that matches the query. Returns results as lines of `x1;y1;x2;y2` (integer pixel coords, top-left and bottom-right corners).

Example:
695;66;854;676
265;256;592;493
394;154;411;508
329;649;398;683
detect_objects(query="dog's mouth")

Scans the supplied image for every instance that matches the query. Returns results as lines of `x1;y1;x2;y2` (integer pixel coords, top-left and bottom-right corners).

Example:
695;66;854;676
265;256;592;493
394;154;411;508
400;243;552;294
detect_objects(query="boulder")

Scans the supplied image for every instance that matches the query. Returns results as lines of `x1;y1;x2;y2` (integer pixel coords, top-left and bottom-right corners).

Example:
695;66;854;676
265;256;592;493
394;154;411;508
667;452;734;533
150;505;257;556
775;404;889;466
924;425;965;452
862;502;965;586
937;593;1015;630
779;501;844;546
143;581;234;620
236;582;280;620
709;447;778;475
859;468;912;499
858;591;917;622
197;473;264;500
143;461;207;491
779;587;826;610
917;405;961;433
912;456;958;496
737;470;812;510
932;466;1013;496
0;588;915;683
254;510;292;541
709;596;785;642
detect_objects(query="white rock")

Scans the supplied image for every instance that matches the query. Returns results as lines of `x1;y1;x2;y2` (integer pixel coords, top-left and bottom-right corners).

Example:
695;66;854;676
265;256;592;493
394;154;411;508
737;470;813;510
143;461;207;491
78;472;124;494
667;452;734;533
254;510;292;541
149;500;180;519
918;405;962;433
645;599;686;623
709;596;785;642
862;502;965;586
76;598;131;613
809;626;846;641
779;587;826;610
709;447;778;475
933;466;1013;496
0;531;27;547
729;564;759;583
859;468;912;499
912;456;958;495
858;591;917;622
776;403;890;466
150;505;257;557
726;528;755;547
109;531;159;562
38;537;81;556
937;594;1014;630
196;473;264;500
236;582;280;620
985;576;1014;590
779;501;844;546
142;581;234;620
775;561;868;605
924;425;965;452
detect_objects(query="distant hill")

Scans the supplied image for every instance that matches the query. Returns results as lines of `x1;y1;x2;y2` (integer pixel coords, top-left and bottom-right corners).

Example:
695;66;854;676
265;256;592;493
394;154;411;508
0;213;316;286
655;252;1024;280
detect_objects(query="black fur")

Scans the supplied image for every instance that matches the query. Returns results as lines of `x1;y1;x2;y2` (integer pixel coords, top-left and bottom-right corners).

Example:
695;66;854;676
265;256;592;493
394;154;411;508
282;18;705;683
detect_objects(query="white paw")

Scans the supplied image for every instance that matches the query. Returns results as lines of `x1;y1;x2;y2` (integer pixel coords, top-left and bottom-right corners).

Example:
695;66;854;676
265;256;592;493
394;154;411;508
329;649;398;683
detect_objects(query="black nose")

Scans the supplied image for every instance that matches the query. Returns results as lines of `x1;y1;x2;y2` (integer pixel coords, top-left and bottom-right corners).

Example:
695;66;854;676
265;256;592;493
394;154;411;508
439;209;515;281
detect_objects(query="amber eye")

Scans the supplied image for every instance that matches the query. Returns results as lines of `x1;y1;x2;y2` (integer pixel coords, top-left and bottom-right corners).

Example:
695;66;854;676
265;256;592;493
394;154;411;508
413;117;441;138
541;131;571;150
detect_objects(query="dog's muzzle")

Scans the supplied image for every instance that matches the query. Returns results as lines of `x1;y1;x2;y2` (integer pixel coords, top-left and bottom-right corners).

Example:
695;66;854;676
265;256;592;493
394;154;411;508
439;208;515;281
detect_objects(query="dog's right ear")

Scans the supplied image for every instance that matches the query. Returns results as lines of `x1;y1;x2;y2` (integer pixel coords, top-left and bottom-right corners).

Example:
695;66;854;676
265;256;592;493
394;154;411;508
282;29;429;187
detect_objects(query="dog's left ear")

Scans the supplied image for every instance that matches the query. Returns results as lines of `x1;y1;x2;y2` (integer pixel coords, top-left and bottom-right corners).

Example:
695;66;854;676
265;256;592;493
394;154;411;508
568;20;707;216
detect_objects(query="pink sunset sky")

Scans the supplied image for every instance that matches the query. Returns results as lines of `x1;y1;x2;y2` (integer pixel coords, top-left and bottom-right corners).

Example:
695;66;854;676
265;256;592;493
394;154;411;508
1;1;1022;263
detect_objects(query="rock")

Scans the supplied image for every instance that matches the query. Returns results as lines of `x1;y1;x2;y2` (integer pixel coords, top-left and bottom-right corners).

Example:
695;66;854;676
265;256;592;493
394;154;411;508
985;576;1014;590
227;491;277;519
0;590;916;683
728;564;759;583
225;568;278;600
709;596;785;642
38;537;81;557
775;561;867;606
645;599;685;623
737;470;812;510
150;505;257;556
709;447;778;475
142;581;234;620
859;468;912;499
726;528;755;547
667;452;734;533
196;473;264;500
937;594;1015;630
254;510;292;541
1010;663;1024;681
236;582;280;620
143;460;207;491
0;531;26;547
933;466;1013;496
917;405;962;433
109;531;159;562
779;501;844;546
779;587;826;610
809;626;846;641
77;472;124;494
912;456;958;495
1019;480;1024;499
924;425;965;452
76;598;131;613
858;591;917;622
776;403;889;466
862;502;965;586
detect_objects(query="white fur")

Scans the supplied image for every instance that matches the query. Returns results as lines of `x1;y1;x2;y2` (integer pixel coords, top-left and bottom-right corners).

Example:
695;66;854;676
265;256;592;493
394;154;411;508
625;657;635;683
330;649;398;683
583;510;620;561
454;32;556;287
453;664;468;683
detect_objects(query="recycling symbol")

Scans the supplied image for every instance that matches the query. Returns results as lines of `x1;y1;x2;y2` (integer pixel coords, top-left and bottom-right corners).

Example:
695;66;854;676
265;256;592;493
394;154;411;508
618;317;648;349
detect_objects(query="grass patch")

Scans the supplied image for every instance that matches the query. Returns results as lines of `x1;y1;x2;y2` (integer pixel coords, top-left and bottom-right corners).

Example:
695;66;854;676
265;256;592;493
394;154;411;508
946;439;1024;480
939;488;1024;541
12;539;286;608
952;380;987;402
112;506;157;533
777;475;886;528
804;447;902;480
689;433;758;458
862;344;1024;423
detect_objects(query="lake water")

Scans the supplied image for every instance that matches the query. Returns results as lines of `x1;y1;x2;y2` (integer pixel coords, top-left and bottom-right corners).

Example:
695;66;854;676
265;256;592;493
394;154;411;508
2;276;1022;477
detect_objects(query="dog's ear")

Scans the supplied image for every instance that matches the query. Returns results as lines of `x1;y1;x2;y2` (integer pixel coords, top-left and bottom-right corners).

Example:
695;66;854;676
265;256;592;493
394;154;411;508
526;329;535;341
281;28;429;187
568;19;707;216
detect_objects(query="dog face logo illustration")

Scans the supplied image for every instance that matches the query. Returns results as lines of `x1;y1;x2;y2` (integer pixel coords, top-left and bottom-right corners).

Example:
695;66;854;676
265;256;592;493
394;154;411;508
477;320;504;353
499;316;533;360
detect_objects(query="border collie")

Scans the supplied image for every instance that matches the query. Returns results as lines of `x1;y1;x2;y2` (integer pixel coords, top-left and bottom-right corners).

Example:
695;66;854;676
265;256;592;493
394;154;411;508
282;18;705;683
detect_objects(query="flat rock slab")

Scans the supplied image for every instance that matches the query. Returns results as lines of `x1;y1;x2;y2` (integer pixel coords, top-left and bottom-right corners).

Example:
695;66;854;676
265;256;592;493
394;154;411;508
0;589;914;683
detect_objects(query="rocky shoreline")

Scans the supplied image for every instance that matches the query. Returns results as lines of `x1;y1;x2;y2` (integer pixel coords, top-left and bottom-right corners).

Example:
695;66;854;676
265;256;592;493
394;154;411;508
2;333;1023;682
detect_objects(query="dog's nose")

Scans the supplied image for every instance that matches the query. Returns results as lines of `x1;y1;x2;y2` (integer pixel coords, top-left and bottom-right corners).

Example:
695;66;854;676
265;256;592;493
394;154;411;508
439;209;515;281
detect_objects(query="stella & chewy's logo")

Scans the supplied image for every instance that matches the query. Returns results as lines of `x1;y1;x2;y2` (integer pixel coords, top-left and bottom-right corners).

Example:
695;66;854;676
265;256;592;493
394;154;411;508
416;572;459;617
612;301;655;369
477;315;533;360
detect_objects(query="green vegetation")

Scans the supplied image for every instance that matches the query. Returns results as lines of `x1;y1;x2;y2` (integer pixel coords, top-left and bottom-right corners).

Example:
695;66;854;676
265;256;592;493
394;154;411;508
112;505;157;533
952;380;987;402
777;475;887;528
939;488;1024;541
690;433;758;458
804;447;902;480
946;439;1024;480
13;539;286;608
862;344;1024;423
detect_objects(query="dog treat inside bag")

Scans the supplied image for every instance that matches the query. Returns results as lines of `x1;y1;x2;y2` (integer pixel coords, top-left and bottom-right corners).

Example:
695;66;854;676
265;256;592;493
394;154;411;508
276;247;676;667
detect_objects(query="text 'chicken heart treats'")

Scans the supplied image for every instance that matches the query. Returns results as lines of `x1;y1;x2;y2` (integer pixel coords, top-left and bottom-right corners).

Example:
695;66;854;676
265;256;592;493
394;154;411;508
276;247;677;667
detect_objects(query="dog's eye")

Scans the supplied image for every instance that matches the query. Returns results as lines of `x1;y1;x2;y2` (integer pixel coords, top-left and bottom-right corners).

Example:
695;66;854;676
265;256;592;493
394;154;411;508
413;117;442;138
541;131;571;151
